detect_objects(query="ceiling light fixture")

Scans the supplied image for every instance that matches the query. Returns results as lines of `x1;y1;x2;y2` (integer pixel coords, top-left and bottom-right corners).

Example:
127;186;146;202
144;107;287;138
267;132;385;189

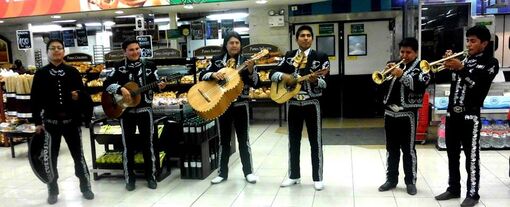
51;15;61;19
207;12;249;21
155;18;170;23
103;21;115;27
0;21;4;23
115;15;138;18
256;0;267;4
184;4;194;9
85;22;102;27
115;10;124;14
31;24;62;32
51;20;77;23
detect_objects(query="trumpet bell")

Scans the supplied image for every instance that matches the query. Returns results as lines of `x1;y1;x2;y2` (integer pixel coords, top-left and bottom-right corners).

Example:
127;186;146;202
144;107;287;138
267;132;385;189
419;60;429;71
372;71;385;85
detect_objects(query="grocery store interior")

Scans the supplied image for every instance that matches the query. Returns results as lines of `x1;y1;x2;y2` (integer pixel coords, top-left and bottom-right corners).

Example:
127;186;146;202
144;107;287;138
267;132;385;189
0;0;510;206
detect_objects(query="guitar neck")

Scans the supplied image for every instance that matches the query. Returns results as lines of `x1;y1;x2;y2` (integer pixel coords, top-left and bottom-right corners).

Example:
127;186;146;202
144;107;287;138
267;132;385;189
297;74;314;82
135;74;182;95
137;82;159;95
236;62;249;73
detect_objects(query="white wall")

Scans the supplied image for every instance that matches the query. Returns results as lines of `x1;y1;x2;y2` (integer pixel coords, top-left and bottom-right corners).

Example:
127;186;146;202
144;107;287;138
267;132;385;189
248;7;291;52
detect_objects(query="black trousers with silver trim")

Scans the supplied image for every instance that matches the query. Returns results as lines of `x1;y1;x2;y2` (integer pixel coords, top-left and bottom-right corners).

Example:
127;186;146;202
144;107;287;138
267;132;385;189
120;108;156;183
217;101;254;178
384;109;418;185
45;119;91;194
445;113;481;199
287;99;323;182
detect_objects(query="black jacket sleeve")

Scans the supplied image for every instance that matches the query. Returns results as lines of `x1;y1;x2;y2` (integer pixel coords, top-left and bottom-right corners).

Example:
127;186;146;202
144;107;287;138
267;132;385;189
31;69;44;125
103;62;123;95
199;55;223;81
467;57;499;107
270;51;295;82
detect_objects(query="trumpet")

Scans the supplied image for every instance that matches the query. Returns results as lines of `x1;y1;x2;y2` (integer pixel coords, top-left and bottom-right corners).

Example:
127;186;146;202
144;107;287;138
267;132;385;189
420;50;468;73
372;59;405;85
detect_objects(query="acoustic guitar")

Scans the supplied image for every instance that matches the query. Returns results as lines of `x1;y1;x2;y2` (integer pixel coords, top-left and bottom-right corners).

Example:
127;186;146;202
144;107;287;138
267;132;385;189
187;49;269;120
270;68;329;104
101;74;182;118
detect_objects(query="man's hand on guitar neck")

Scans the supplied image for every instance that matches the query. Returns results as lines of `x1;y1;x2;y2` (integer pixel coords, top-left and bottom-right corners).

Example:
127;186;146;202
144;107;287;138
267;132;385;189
120;87;132;103
245;59;255;74
71;90;79;101
282;74;297;87
158;82;167;90
308;73;319;83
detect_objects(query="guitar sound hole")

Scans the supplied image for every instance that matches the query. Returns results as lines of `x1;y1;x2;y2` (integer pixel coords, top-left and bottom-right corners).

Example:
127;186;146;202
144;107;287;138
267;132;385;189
218;79;227;86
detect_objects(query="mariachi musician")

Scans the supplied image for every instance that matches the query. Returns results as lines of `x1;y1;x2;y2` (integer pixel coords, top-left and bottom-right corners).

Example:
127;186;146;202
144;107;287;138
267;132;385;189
434;25;499;207
270;25;330;191
199;31;260;184
377;37;430;195
103;39;166;191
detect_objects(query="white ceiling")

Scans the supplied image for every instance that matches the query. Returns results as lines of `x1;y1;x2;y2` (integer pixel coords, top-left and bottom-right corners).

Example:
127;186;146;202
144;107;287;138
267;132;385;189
0;0;326;26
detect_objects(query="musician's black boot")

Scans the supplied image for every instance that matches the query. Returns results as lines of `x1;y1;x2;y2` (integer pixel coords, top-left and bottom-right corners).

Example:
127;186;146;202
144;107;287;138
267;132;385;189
47;181;59;205
378;181;397;192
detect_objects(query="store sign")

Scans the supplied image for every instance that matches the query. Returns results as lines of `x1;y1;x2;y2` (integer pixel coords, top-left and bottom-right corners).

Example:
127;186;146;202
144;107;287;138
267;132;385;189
153;48;181;59
64;53;92;62
351;24;365;34
104;51;125;62
62;30;75;47
206;21;219;40
221;19;234;37
16;30;32;50
0;0;80;18
319;24;334;35
76;29;88;47
0;0;245;19
191;21;204;40
242;44;278;56
49;31;62;41
136;35;153;58
167;29;182;39
193;46;223;57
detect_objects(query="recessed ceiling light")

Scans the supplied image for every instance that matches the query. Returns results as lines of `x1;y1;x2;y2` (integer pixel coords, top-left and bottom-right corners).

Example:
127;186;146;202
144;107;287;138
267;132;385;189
0;20;4;23
207;12;249;21
256;0;268;4
155;18;170;23
52;20;77;23
115;10;124;14
31;24;62;32
103;21;115;27
184;4;194;9
115;15;137;18
51;15;61;19
85;22;102;27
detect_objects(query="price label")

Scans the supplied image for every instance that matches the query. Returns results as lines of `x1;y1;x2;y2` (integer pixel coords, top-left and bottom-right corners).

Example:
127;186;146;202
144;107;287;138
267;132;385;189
136;35;153;58
17;30;32;50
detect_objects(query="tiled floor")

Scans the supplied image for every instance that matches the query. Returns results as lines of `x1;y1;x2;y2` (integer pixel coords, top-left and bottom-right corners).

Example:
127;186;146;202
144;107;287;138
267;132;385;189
1;119;510;207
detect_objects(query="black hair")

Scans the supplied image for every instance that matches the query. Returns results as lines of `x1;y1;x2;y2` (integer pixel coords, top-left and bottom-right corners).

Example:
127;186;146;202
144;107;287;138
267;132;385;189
295;25;314;39
122;38;140;51
466;25;491;43
398;37;419;52
46;39;64;52
222;31;242;54
14;59;22;68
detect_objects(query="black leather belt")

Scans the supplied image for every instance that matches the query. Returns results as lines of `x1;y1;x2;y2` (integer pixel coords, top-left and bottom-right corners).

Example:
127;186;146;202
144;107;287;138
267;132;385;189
450;106;479;114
